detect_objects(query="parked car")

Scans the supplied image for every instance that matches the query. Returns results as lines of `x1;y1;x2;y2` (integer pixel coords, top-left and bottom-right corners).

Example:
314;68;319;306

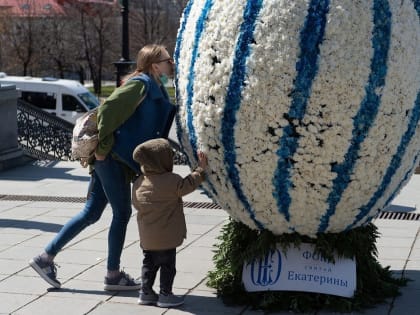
0;73;99;124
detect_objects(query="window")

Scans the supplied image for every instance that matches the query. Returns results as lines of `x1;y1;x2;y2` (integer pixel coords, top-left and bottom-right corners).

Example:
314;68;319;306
62;94;86;112
78;92;100;110
21;91;56;110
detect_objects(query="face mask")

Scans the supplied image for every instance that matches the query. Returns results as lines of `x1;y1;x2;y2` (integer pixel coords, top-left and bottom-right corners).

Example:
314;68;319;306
159;74;168;85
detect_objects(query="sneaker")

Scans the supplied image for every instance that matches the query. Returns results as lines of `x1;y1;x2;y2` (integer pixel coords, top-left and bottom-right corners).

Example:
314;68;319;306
29;255;61;289
104;270;141;291
157;293;184;308
138;290;159;305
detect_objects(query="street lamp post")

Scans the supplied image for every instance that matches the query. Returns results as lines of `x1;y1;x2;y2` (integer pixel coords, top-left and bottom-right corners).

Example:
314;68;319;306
114;0;134;87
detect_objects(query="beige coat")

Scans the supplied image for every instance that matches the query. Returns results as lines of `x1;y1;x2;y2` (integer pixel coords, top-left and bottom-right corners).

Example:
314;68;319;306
132;138;205;250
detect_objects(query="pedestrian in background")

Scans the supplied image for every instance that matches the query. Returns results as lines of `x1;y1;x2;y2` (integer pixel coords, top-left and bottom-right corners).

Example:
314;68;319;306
132;138;207;307
29;44;176;290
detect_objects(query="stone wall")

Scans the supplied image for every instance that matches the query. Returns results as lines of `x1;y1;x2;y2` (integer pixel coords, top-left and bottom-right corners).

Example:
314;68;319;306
0;84;29;170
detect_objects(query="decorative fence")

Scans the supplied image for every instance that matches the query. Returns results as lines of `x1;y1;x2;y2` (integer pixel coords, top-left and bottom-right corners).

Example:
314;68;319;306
16;99;187;164
17;99;73;160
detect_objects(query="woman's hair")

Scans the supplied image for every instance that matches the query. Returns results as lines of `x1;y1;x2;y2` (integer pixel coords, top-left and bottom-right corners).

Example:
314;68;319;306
122;44;167;84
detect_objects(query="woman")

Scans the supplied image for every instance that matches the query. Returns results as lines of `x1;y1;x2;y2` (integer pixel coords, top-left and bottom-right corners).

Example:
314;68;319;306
29;44;176;290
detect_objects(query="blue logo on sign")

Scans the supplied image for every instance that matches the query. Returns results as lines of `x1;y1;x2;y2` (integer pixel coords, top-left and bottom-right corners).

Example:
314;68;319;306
250;249;282;286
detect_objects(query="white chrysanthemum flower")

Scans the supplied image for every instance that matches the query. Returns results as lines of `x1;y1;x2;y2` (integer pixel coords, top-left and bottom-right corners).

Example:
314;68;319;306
174;0;420;236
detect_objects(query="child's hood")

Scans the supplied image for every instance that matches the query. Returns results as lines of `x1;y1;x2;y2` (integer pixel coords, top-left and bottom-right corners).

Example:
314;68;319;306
133;138;174;174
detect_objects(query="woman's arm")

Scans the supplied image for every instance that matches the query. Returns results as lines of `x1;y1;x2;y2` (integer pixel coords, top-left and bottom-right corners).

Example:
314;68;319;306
96;80;147;157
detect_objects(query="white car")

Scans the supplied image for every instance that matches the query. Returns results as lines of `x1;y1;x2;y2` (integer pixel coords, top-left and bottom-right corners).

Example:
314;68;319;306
0;73;99;124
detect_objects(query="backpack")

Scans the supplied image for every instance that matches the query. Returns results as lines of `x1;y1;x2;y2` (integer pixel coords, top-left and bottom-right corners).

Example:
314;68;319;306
71;108;99;166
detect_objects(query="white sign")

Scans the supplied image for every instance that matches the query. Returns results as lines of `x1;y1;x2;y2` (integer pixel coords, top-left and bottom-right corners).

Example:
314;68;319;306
242;243;356;297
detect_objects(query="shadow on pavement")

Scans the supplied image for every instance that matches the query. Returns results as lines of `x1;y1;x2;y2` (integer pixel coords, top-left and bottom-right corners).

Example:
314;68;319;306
48;287;118;296
384;204;417;213
0;160;89;182
0;219;63;232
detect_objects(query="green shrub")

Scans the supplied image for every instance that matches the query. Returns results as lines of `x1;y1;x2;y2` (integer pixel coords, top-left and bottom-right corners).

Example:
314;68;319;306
207;219;408;313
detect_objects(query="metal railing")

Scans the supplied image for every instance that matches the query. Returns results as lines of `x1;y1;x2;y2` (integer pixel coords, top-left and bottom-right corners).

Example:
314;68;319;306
16;99;188;164
17;99;73;160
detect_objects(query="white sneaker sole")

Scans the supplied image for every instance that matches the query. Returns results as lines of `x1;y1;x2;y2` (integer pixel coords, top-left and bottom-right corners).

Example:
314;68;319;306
29;259;61;289
104;283;141;291
157;301;184;308
137;299;158;305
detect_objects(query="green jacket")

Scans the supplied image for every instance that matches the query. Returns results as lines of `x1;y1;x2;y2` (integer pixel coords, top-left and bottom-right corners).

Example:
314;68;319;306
88;79;146;180
96;80;146;157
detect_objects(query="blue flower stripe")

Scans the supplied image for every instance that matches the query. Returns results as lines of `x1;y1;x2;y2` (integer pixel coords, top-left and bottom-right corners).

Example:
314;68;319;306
384;150;420;209
184;0;220;198
318;0;392;233
185;0;213;160
347;93;420;229
351;1;420;228
174;0;219;199
414;0;420;16
272;0;330;222
222;0;265;230
174;0;194;165
361;151;420;226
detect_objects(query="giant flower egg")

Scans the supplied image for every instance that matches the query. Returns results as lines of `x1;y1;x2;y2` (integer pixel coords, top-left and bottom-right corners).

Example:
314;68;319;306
174;0;420;236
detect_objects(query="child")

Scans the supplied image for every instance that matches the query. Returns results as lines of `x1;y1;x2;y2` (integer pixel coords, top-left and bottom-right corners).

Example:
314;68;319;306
132;138;207;308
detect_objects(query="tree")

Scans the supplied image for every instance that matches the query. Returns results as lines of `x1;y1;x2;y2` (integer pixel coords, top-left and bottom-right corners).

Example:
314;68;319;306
40;15;76;79
63;1;119;94
129;0;187;56
0;0;186;87
0;0;42;75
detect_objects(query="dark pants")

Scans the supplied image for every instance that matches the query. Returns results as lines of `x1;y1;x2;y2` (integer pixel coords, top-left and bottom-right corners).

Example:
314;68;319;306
142;248;176;295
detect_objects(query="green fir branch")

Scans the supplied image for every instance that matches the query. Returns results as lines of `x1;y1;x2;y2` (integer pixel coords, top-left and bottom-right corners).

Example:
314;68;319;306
207;218;407;313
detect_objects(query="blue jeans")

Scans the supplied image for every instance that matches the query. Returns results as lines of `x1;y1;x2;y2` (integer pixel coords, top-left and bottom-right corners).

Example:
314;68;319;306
45;155;132;271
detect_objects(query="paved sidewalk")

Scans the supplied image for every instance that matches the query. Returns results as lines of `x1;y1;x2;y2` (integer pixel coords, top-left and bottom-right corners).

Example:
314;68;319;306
0;160;419;315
